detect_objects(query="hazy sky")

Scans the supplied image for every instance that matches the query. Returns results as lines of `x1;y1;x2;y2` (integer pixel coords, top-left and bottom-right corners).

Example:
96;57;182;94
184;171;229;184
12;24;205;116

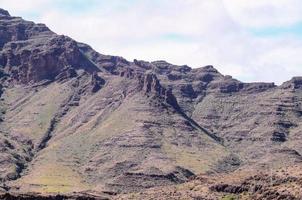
1;0;302;84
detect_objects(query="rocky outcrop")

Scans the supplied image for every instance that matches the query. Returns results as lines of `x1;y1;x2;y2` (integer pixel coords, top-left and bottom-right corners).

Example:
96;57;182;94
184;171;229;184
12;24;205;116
209;172;302;200
0;9;10;17
88;72;105;93
281;77;302;89
242;82;276;93
209;184;248;194
207;76;276;94
0;13;52;49
0;35;99;84
138;73;180;110
55;65;78;82
271;131;287;142
119;69;180;110
0;12;100;85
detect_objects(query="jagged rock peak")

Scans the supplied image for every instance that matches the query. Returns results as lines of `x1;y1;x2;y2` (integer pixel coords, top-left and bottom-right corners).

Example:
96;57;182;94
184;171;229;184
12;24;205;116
139;73;180;109
0;8;10;16
119;70;180;108
143;73;162;94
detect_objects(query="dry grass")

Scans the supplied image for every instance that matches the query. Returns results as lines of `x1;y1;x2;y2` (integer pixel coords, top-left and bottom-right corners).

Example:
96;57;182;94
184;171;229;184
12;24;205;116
3;83;71;140
162;127;229;174
17;163;90;194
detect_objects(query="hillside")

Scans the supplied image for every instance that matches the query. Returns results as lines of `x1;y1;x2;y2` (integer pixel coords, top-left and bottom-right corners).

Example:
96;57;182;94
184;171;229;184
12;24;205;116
0;8;301;199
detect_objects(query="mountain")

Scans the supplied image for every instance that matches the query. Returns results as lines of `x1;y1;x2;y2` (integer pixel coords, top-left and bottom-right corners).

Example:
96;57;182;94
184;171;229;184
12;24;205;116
0;9;301;199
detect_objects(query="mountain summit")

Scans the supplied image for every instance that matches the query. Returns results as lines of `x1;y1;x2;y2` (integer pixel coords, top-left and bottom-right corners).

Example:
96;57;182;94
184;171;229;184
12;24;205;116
0;9;301;199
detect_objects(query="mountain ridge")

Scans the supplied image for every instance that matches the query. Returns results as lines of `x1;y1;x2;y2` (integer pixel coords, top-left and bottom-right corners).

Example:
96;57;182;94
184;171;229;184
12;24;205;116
0;8;302;199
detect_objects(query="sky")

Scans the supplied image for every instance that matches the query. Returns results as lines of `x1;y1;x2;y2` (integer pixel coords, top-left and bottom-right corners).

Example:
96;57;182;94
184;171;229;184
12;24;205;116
0;0;302;84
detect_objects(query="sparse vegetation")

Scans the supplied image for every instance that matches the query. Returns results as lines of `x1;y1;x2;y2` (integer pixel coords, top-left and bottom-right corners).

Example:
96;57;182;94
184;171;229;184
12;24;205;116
222;194;238;200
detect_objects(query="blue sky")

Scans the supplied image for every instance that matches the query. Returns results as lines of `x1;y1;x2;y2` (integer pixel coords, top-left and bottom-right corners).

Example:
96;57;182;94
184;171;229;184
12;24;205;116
250;23;302;37
1;0;302;84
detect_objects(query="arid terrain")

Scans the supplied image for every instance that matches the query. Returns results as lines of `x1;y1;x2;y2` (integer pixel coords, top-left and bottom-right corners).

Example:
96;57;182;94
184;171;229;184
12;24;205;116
116;165;302;200
0;8;301;199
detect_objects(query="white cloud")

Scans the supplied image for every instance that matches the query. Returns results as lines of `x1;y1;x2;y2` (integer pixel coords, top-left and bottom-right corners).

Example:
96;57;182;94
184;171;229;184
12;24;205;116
0;0;52;15
223;0;302;28
0;0;302;84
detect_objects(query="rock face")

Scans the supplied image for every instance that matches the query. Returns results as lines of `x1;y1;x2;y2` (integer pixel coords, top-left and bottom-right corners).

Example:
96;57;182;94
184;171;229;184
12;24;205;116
0;8;302;199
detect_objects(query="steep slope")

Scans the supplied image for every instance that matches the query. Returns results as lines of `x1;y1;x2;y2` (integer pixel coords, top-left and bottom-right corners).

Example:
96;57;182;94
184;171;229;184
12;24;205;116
0;8;301;199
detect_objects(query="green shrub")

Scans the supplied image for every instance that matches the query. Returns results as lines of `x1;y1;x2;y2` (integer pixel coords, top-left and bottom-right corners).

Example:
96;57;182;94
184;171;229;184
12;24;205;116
221;194;238;200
